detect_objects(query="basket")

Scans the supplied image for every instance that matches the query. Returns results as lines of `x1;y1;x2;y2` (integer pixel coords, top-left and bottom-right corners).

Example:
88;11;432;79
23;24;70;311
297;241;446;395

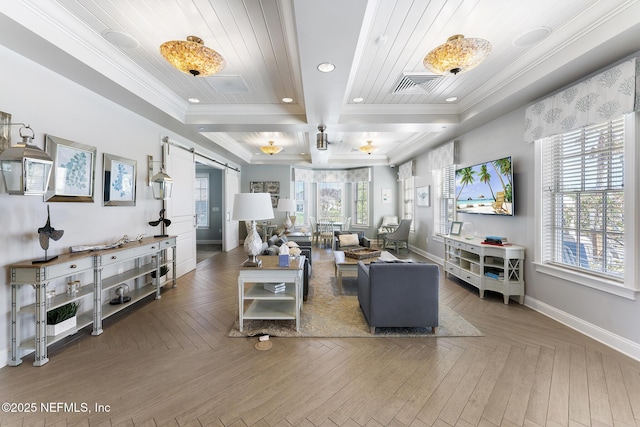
344;248;382;259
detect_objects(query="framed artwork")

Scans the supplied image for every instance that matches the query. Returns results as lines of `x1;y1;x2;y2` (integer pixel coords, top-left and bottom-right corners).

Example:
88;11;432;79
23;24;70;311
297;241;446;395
265;181;280;194
45;135;97;202
270;195;279;208
416;185;430;207
250;181;265;193
381;188;391;204
0;111;10;153
103;153;137;206
450;221;463;236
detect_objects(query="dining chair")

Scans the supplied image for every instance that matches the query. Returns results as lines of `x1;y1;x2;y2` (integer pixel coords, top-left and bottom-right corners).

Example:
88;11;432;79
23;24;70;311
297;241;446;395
318;220;335;249
308;216;318;244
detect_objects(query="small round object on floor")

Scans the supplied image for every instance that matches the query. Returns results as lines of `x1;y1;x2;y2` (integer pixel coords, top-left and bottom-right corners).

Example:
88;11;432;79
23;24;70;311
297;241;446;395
254;340;273;351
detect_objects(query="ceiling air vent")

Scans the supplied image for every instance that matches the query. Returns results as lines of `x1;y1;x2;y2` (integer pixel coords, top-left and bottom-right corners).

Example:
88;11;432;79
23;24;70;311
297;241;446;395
207;74;249;93
391;72;441;95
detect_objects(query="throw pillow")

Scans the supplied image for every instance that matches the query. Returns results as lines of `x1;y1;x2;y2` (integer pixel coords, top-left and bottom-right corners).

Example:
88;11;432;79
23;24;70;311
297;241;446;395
286;241;299;248
339;233;360;247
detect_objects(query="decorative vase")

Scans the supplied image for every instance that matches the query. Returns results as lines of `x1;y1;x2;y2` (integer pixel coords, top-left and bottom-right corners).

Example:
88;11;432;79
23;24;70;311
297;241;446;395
461;222;476;240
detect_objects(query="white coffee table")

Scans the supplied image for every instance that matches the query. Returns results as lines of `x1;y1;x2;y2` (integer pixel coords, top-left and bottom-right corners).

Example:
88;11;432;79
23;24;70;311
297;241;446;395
333;250;397;292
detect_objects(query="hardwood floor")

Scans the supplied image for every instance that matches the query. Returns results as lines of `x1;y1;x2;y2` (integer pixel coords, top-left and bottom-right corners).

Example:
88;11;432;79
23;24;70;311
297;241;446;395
1;246;639;426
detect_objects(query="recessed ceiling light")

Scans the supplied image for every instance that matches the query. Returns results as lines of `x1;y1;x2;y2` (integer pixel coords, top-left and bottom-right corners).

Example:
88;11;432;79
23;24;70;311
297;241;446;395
353;97;364;103
282;97;293;103
188;97;200;103
317;62;336;73
512;27;552;47
101;29;139;49
445;96;458;102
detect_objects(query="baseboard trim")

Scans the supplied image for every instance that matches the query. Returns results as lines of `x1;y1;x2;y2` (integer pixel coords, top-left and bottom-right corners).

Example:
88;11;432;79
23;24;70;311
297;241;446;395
525;296;640;362
0;347;8;369
409;246;444;266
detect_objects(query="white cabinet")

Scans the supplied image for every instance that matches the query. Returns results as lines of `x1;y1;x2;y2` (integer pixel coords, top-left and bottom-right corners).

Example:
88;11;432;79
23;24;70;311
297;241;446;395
444;236;524;304
7;236;176;366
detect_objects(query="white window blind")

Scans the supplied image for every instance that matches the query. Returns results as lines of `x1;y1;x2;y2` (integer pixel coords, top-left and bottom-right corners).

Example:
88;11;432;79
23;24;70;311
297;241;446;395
541;117;625;280
435;164;455;235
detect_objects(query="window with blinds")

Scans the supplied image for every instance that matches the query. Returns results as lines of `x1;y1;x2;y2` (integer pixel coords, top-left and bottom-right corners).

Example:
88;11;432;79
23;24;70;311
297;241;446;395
434;165;455;235
540;117;625;280
402;176;415;231
353;181;369;226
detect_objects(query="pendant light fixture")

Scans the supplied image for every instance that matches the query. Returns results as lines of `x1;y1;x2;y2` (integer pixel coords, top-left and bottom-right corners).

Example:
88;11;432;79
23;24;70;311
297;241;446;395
160;35;226;77
358;140;377;155
423;34;492;75
0;124;53;195
259;140;283;156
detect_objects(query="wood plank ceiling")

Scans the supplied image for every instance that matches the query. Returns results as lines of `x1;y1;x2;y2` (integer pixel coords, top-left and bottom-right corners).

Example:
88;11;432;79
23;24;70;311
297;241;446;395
1;0;639;167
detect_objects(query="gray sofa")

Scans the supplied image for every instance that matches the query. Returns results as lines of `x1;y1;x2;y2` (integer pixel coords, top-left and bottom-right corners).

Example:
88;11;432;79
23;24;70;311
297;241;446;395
357;261;439;333
261;234;312;300
334;231;371;250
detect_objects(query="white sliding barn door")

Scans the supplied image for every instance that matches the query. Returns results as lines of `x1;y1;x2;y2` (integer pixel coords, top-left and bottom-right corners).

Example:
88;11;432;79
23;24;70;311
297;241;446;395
223;167;240;252
165;144;197;276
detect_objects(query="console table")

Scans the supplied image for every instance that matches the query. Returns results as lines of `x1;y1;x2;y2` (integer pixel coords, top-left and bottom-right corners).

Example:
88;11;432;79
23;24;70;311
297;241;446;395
237;256;304;332
7;236;176;366
444;236;524;304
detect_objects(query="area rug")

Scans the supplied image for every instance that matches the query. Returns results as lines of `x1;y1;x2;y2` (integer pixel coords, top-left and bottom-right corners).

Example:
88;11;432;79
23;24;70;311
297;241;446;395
228;260;483;338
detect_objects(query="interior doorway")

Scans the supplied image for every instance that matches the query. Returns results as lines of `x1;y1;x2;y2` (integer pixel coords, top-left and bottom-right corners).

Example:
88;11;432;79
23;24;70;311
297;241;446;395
195;162;224;264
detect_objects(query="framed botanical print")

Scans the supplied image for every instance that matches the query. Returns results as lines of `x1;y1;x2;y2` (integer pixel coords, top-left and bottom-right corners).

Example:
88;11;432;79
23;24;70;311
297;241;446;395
45;135;97;202
103;153;137;206
416;186;430;207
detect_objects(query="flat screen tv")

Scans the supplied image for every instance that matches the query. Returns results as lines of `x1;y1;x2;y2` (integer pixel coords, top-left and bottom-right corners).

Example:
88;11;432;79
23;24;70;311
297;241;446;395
455;156;513;216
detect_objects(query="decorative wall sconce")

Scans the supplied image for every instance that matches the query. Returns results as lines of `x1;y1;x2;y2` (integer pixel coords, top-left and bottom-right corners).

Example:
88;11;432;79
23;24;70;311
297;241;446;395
148;154;173;200
0;123;53;195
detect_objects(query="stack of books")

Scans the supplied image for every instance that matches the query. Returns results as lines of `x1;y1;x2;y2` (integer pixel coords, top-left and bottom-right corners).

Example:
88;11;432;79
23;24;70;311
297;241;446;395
264;282;286;293
485;270;505;280
482;236;510;246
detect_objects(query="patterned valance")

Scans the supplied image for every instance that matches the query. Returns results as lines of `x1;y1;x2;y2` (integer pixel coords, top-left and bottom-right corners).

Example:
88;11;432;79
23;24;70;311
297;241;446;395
427;140;458;170
398;161;414;180
524;57;640;143
293;168;314;182
293;167;371;183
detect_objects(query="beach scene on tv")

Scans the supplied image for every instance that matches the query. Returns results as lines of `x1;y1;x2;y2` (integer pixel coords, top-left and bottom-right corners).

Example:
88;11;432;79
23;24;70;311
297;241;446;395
456;156;513;215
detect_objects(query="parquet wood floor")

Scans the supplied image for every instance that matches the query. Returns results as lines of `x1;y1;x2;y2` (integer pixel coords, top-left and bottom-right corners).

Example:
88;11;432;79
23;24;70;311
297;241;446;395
1;246;639;427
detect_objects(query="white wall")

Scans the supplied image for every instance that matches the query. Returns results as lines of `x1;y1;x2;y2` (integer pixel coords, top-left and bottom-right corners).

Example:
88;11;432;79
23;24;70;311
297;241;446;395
0;45;240;367
419;108;640;360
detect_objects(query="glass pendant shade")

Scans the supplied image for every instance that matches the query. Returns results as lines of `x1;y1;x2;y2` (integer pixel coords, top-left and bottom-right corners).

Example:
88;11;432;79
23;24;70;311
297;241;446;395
0;130;53;195
259;140;283;155
160;36;226;77
358;140;377;155
151;170;173;200
317;132;328;150
424;34;492;75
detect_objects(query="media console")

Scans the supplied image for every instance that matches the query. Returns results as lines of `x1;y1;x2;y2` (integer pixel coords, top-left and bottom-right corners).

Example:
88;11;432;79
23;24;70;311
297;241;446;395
444;235;524;304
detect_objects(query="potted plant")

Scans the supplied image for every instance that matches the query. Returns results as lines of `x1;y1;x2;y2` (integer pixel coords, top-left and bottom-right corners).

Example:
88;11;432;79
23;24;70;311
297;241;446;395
46;302;79;336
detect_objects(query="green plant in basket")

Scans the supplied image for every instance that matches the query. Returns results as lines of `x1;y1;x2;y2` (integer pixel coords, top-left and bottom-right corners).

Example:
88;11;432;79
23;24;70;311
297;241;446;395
47;302;79;325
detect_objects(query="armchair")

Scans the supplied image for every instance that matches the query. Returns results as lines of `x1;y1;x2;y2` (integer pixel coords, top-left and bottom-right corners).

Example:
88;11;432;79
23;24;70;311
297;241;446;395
383;219;411;252
357;261;439;333
334;231;370;250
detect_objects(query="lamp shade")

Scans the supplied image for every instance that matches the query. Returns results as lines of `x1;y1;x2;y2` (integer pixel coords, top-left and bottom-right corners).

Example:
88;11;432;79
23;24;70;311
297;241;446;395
232;192;274;221
276;197;297;212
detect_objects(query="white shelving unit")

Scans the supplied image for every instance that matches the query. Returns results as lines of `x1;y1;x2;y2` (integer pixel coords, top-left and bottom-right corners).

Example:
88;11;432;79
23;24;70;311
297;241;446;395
444;236;525;304
7;236;176;366
237;256;305;332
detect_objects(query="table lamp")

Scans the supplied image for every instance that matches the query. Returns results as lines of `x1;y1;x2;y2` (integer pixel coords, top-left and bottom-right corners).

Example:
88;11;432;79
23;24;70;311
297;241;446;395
232;192;274;267
276;198;297;233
